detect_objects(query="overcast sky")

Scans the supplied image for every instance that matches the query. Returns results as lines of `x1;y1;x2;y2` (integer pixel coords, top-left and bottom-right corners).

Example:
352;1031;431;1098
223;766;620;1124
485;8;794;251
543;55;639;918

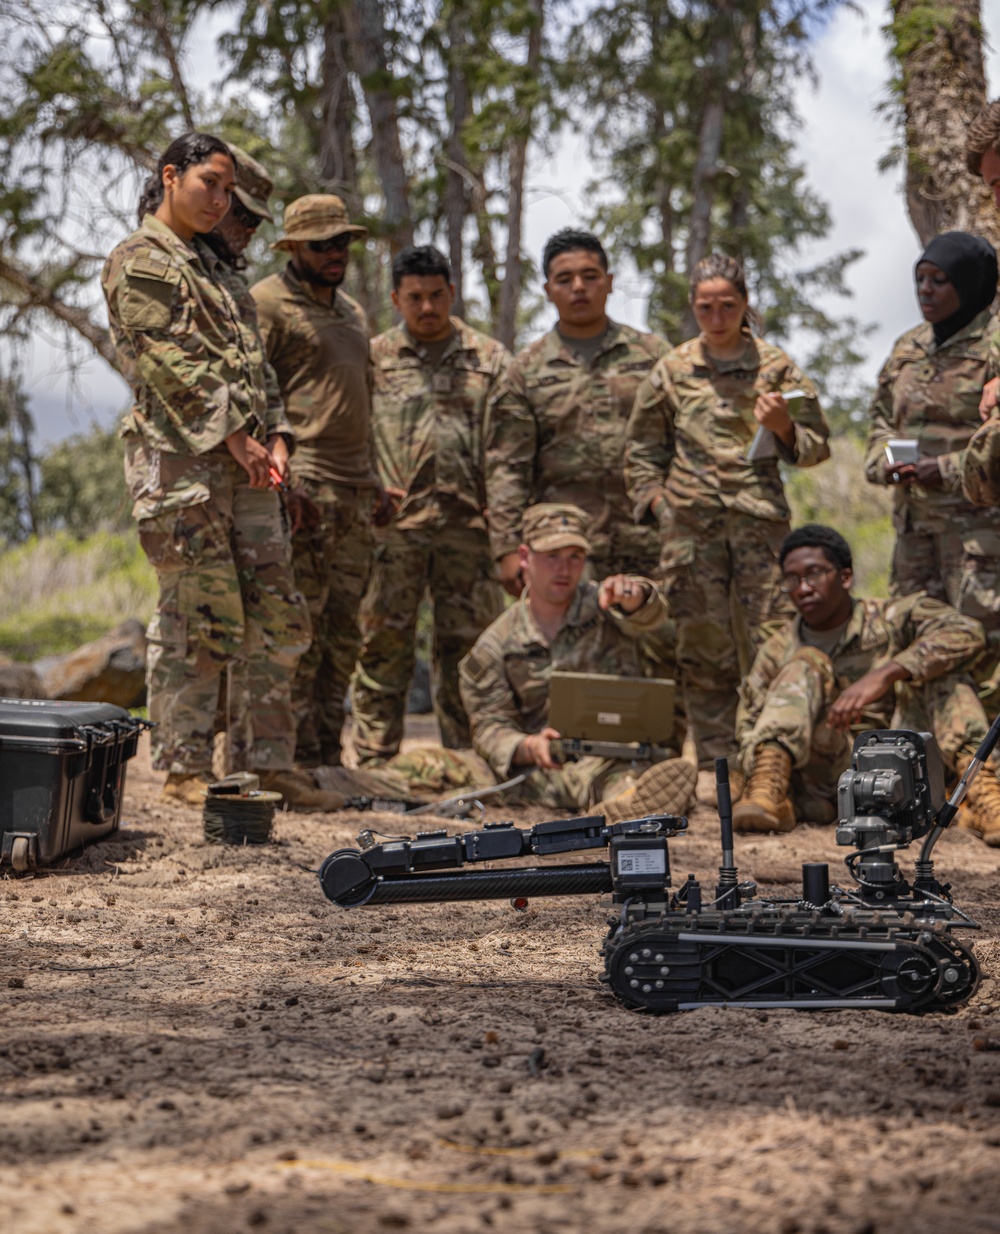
18;0;1000;445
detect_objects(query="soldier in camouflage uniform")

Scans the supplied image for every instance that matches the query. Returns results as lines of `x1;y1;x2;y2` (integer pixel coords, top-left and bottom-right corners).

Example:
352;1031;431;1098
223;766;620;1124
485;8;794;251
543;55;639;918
351;246;509;764
484;229;669;592
625;254;829;794
102;133;334;811
734;524;1000;844
201;145;299;771
457;505;695;816
864;234;1000;677
252;195;376;767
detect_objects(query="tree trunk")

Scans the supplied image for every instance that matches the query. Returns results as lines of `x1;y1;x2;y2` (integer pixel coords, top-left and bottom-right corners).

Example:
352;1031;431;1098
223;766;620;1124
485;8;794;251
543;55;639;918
495;0;544;351
682;4;733;337
890;0;999;249
443;5;471;318
141;0;195;130
344;0;414;252
319;5;359;207
471;171;501;323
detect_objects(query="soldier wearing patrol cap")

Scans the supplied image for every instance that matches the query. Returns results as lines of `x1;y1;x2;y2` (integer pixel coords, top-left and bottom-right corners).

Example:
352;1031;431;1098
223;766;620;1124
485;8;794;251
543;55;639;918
448;503;694;816
251;195;378;768
200;145;302;773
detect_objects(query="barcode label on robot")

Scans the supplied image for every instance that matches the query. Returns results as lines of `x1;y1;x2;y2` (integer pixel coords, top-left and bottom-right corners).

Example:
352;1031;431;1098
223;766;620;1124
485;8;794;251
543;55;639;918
617;849;666;875
597;711;622;726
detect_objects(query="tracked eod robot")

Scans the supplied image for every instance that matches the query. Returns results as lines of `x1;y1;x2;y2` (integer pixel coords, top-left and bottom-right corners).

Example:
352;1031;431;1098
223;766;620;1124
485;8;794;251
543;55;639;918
318;716;1000;1013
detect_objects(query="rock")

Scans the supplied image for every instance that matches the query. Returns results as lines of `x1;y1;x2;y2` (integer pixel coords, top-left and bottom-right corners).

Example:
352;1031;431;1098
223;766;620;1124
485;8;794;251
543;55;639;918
0;657;47;699
33;619;147;708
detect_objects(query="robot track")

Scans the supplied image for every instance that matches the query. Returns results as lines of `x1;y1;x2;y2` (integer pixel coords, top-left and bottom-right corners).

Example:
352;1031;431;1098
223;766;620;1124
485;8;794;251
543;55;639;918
601;912;980;1013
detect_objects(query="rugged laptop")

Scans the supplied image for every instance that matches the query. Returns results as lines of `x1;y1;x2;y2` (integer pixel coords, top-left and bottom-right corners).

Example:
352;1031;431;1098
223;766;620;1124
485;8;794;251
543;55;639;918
548;672;675;744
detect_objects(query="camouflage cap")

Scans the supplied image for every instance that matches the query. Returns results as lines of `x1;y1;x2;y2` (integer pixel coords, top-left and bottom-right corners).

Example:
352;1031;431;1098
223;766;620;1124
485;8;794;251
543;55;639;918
521;504;591;553
227;143;274;223
272;194;368;250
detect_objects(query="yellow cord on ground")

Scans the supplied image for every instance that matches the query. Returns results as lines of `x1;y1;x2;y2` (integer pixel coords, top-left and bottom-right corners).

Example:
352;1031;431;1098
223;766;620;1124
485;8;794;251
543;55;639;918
275;1158;571;1194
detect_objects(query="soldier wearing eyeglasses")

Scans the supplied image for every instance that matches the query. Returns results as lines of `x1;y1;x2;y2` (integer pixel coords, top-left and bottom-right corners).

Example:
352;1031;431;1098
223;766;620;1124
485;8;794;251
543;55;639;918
251;195;377;767
733;523;1000;844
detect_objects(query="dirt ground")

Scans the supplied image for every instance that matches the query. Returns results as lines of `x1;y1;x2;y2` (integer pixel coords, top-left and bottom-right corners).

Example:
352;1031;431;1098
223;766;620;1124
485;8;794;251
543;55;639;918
3;726;1000;1234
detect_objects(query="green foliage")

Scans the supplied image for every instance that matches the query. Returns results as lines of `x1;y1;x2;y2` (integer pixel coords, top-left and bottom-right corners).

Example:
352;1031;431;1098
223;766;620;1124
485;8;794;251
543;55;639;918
0;529;156;659
34;426;130;537
888;3;960;62
0;373;35;542
568;0;865;359
786;435;892;597
0;396;130;548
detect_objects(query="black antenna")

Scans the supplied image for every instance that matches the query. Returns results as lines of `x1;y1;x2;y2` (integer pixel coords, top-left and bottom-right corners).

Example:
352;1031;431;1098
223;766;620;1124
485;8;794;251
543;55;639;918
715;757;739;909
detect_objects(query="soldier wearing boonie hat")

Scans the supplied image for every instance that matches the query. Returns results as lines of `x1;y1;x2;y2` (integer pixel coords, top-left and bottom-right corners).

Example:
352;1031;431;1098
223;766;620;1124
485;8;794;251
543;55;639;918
251;192;377;768
271;194;368;249
520;503;591;554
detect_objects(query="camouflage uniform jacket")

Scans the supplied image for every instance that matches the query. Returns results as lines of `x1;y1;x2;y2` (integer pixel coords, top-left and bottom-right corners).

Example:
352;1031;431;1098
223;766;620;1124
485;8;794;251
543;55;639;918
372;318;510;532
736;594;986;754
459;578;672;777
251;265;374;487
484;321;669;560
625;335;828;523
213;258;295;446
964;414;1000;506
102;214;269;457
863;310;996;525
962;316;1000;506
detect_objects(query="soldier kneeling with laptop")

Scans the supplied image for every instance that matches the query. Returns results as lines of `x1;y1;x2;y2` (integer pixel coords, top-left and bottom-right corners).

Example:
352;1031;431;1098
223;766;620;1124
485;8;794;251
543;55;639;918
439;504;694;818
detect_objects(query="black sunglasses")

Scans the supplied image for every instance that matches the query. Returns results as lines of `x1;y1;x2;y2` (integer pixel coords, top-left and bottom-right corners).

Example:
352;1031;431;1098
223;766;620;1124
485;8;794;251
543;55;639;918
308;233;352;253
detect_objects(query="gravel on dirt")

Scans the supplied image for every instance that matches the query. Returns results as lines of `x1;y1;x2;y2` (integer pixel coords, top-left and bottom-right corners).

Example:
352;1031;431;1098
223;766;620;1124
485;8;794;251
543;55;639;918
2;733;1000;1234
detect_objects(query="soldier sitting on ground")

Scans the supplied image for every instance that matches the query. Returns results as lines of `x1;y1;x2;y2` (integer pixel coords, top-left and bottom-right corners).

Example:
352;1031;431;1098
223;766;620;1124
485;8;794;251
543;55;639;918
452;504;694;818
734;523;1000;844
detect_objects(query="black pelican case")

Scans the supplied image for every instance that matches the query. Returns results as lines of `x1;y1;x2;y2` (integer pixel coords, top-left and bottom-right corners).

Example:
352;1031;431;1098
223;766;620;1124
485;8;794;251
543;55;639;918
0;698;149;872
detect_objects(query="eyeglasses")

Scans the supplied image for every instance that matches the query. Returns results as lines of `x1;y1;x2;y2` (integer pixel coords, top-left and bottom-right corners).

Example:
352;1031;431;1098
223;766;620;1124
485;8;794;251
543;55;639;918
231;197;263;230
778;565;836;594
308;234;352;253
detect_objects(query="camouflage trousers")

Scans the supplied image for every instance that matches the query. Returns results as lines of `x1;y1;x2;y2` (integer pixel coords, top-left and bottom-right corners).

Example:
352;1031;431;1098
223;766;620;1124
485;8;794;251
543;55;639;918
351;523;504;763
891;513;1000;709
290;478;375;767
136;460;310;774
381;746;646;811
739;645;991;821
661;509;794;769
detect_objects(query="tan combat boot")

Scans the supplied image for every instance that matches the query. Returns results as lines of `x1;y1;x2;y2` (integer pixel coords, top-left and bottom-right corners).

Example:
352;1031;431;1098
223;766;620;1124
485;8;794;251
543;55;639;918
160;772;212;806
955;757;1000;847
257;769;346;814
601;759;697;823
731;744;795;833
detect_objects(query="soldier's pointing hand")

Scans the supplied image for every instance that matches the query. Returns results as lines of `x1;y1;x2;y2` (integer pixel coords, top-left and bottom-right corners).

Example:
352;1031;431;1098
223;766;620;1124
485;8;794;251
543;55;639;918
599;575;649;615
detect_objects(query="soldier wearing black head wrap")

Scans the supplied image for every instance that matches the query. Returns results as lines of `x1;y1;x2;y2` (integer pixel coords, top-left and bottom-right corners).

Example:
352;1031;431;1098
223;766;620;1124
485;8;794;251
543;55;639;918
864;230;1000;705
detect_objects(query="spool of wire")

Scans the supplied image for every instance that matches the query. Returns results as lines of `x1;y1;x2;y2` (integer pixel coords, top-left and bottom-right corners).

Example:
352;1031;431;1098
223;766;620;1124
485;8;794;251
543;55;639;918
203;773;282;845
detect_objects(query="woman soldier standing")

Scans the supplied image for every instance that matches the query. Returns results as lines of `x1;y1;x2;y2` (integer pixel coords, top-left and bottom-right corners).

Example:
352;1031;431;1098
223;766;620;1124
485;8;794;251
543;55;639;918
625;253;829;804
102;132;337;810
863;232;1000;689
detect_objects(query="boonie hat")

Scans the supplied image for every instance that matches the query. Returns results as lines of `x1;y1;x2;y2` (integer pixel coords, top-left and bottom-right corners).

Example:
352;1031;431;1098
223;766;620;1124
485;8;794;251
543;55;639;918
521;504;591;554
272;194;368;250
228;143;275;223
